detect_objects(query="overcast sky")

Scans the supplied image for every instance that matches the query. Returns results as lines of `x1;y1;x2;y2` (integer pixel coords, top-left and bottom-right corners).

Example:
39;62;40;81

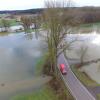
0;0;100;10
75;0;100;7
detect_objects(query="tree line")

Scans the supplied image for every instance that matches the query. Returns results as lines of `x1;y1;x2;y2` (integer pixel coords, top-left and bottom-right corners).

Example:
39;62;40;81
64;7;100;24
18;7;100;24
1;6;100;32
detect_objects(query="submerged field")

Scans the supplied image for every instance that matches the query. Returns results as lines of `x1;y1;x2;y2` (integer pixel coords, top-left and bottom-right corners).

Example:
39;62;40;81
0;32;47;100
66;36;100;84
11;86;58;100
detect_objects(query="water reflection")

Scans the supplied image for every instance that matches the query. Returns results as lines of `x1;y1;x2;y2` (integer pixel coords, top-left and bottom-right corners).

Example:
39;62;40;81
0;32;47;100
0;32;45;83
25;33;33;40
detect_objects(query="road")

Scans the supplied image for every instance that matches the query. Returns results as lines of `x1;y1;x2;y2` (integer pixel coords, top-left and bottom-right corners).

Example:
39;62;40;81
58;53;96;100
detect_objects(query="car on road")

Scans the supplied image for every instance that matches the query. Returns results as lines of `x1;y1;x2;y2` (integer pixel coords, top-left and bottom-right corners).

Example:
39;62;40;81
60;64;67;75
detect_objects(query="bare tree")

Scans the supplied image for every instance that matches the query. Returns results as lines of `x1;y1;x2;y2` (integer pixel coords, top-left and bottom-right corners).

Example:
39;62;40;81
39;0;79;75
1;19;10;32
32;15;41;39
21;16;32;33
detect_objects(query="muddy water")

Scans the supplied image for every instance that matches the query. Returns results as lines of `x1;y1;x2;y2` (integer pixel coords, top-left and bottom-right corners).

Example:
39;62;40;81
0;32;46;99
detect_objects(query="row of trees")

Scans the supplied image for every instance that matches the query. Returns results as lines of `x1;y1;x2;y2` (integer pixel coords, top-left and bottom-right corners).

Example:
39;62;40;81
1;7;100;33
20;16;40;37
0;19;10;32
20;6;100;35
67;7;100;24
0;16;39;33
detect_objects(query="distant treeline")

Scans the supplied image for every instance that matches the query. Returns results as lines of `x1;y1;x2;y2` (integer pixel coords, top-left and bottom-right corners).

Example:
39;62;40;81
0;8;44;14
69;7;100;24
1;7;100;24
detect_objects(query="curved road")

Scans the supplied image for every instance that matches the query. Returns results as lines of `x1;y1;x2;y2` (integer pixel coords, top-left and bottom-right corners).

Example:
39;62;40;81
58;53;96;100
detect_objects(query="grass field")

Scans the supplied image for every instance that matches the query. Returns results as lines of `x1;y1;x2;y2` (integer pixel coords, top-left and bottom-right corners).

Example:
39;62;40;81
11;86;58;100
97;94;100;100
77;22;100;33
71;66;100;87
34;54;48;76
79;22;100;28
7;19;20;26
0;19;21;26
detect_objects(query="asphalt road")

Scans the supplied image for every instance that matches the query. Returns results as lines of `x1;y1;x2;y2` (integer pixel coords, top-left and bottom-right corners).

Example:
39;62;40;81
58;53;96;100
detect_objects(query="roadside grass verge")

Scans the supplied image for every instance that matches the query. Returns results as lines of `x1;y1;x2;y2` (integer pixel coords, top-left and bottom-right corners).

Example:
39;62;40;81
35;53;74;100
63;86;74;100
97;94;100;100
11;86;58;100
54;76;74;100
71;66;100;87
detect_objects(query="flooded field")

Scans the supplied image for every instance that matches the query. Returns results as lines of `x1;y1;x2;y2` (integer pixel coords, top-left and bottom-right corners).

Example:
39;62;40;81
0;32;46;99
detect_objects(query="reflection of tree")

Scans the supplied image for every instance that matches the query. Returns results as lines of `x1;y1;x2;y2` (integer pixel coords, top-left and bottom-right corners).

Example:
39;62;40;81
25;33;33;40
32;16;40;39
21;16;32;34
76;44;88;64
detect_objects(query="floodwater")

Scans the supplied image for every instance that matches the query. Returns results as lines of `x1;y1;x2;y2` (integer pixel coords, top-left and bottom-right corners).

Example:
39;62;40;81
1;28;99;99
0;32;46;99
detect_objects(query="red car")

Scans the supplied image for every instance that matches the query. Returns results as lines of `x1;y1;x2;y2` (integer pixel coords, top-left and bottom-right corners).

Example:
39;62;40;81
60;64;67;75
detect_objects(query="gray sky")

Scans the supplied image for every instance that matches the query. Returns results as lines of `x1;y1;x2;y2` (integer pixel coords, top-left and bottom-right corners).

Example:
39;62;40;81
75;0;100;7
0;0;100;10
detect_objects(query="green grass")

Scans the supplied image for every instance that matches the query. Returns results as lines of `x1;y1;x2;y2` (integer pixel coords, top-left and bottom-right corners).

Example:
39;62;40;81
97;94;100;100
64;87;74;100
35;54;48;76
11;78;74;100
11;86;58;100
59;77;74;100
7;19;20;26
79;22;100;28
71;66;100;87
8;19;21;26
76;22;100;33
78;22;100;33
0;19;21;26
